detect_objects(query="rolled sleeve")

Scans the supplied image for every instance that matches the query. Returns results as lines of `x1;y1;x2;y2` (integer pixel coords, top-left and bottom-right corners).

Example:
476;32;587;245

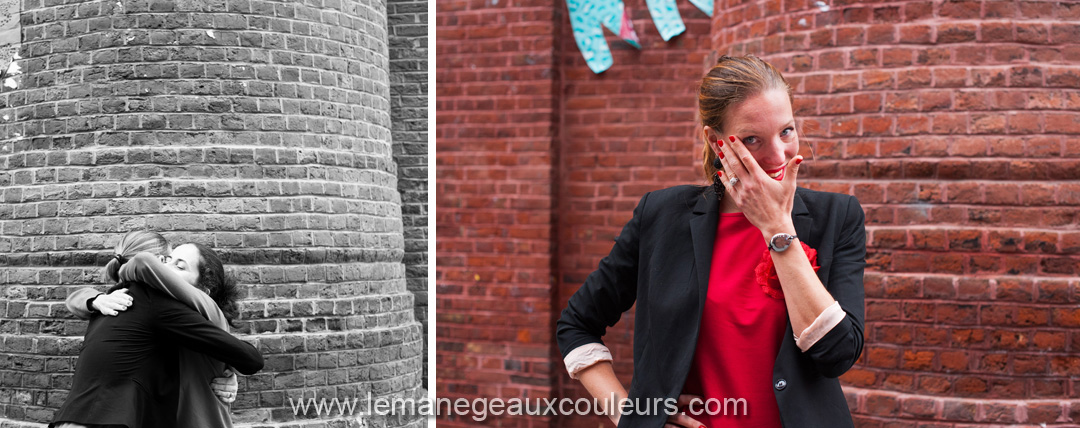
564;343;613;379
803;195;866;378
794;301;845;352
65;287;103;320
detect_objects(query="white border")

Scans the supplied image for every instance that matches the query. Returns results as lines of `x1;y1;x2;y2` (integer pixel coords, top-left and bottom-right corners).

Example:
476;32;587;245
425;0;436;423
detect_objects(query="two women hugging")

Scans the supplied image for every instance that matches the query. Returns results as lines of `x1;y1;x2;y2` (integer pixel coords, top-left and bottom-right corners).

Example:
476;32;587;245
52;230;264;428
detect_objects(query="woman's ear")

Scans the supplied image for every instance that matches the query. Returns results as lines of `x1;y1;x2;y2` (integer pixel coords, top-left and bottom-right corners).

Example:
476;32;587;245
702;126;722;154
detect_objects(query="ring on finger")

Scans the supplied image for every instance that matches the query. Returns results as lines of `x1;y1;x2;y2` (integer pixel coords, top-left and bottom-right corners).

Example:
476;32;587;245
728;176;739;187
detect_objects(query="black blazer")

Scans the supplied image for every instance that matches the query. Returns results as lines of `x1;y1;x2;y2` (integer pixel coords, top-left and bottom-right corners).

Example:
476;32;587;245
557;185;866;428
52;282;264;428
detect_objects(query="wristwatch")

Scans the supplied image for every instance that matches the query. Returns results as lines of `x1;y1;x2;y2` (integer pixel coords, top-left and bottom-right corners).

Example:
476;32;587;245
768;233;798;252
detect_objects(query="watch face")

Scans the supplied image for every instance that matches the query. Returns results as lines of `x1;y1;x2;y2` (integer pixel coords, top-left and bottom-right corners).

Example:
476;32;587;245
771;234;794;251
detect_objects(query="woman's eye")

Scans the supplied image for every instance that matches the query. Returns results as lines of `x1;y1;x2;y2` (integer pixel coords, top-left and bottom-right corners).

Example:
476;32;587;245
781;127;794;137
743;136;758;145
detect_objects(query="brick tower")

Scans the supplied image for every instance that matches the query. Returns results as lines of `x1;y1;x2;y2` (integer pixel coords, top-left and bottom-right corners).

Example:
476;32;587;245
0;0;426;427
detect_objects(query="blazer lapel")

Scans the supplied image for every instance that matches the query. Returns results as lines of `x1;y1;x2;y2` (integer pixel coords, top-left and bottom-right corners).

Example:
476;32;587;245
690;191;719;310
692;190;812;308
792;190;813;246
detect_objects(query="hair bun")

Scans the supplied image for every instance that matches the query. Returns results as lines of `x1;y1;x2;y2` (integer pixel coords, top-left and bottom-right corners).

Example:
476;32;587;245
113;254;127;265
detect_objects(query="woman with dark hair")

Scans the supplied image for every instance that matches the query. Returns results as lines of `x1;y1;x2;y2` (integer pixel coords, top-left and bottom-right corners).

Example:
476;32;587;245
53;231;263;428
556;55;866;428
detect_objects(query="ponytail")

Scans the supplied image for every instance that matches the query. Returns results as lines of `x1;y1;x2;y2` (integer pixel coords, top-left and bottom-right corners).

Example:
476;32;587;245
105;231;170;282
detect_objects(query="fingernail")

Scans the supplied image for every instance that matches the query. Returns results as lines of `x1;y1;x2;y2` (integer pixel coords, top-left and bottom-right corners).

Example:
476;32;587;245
795;157;803;164
728;136;735;142
718;140;723;147
719;153;724;159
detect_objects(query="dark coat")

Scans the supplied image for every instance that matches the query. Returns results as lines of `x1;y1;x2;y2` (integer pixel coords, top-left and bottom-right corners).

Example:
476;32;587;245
52;282;264;428
556;185;866;428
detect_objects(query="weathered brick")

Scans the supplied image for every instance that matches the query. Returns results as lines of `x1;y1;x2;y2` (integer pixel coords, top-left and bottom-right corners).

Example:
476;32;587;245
1;0;424;426
444;2;1080;427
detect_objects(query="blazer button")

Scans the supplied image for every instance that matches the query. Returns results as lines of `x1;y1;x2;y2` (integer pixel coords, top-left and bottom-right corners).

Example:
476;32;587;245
774;379;787;391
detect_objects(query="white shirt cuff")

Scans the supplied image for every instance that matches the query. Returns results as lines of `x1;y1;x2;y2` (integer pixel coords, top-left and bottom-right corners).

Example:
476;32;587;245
564;343;613;379
794;301;846;352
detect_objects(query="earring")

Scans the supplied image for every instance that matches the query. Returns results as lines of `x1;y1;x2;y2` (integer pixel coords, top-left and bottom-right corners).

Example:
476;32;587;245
712;157;722;170
711;169;725;202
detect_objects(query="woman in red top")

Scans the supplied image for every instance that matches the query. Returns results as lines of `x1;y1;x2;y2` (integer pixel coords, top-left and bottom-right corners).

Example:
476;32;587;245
556;55;866;428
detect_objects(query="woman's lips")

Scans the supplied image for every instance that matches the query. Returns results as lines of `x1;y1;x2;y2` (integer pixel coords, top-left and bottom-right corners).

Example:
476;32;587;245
764;165;786;180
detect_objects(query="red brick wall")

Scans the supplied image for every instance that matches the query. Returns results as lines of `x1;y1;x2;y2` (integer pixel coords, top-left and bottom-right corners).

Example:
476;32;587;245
436;1;712;426
437;0;1080;427
554;5;714;428
706;0;1080;425
435;0;561;426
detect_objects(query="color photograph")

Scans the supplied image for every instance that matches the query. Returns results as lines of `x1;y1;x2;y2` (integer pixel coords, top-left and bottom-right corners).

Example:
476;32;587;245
437;0;1080;427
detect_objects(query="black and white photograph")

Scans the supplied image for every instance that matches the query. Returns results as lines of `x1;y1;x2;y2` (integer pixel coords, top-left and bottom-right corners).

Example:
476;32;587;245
0;0;429;427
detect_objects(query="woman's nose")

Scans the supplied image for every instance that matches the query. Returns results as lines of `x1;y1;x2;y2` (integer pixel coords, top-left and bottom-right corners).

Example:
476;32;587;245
759;137;787;165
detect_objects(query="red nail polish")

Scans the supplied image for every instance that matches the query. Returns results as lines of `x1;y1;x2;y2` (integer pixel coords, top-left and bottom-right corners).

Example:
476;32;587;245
728;136;735;142
718;170;723;175
719;153;724;159
718;140;723;147
795;157;803;164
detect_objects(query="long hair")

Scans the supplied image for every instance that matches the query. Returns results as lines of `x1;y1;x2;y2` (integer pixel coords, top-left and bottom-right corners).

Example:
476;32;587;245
698;54;793;180
190;243;241;327
105;231;170;283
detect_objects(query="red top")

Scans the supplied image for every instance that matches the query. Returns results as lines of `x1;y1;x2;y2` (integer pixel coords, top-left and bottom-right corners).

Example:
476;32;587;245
682;213;787;428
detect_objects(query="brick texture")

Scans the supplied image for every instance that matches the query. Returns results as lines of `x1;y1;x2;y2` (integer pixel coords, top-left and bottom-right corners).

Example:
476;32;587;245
715;0;1080;426
0;0;424;427
440;0;1080;428
436;0;711;426
435;0;560;426
554;4;713;428
388;0;429;388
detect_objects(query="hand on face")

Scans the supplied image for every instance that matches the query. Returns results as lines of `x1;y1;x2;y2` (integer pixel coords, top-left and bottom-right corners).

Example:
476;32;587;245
716;134;801;236
708;89;802;238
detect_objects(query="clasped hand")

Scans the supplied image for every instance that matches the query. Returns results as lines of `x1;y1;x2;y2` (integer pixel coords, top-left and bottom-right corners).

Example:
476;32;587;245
91;289;133;316
212;369;239;404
